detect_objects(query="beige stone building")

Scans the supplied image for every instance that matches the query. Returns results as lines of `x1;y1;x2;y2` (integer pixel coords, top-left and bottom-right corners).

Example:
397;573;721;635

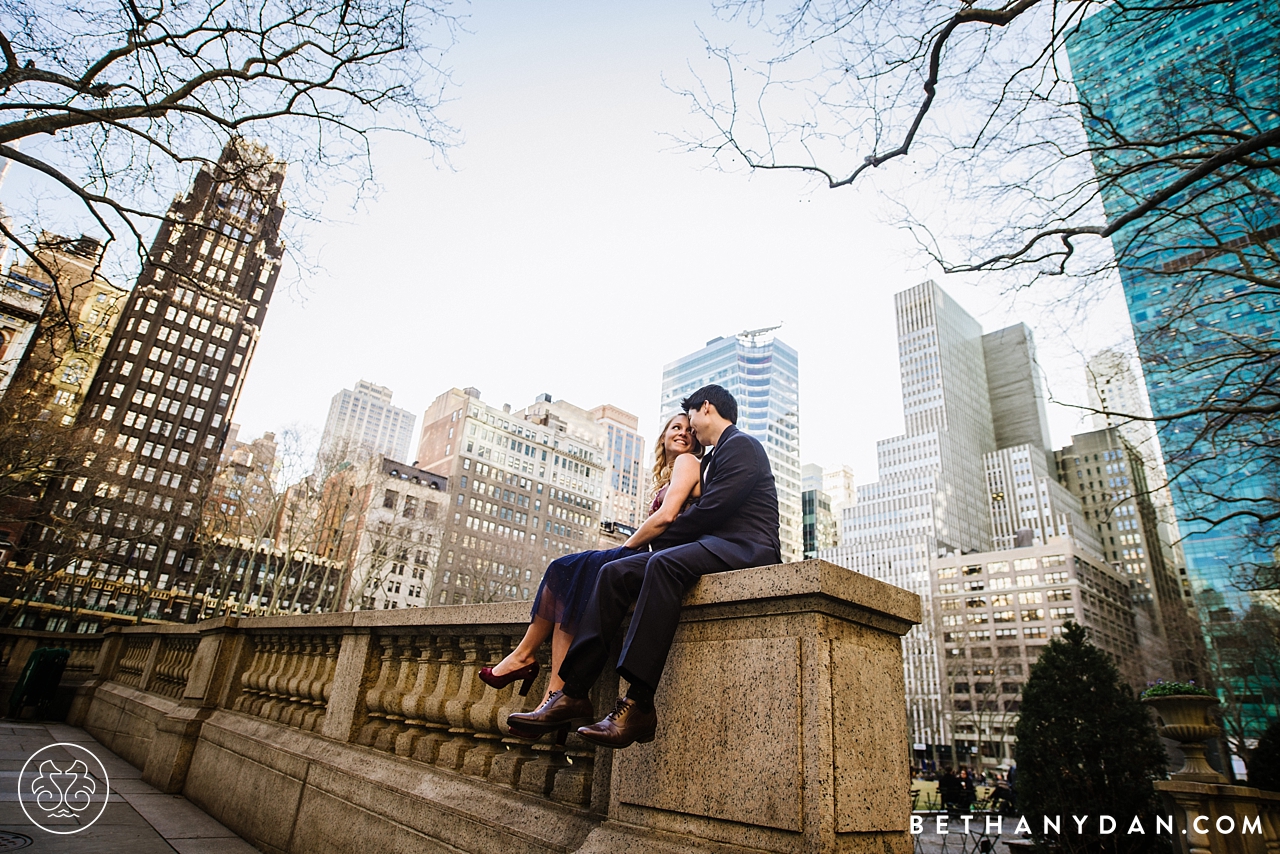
416;388;608;605
325;457;448;611
1055;427;1203;683
931;537;1138;769
1085;349;1190;602
4;233;127;423
203;425;279;540
589;404;649;536
0;270;50;400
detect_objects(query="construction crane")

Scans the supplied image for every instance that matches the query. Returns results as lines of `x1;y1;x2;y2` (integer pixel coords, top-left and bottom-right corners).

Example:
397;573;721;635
737;323;782;343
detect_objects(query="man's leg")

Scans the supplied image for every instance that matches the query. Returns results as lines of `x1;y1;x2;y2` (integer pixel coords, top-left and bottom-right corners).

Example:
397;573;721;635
557;551;651;696
616;542;729;695
576;543;729;749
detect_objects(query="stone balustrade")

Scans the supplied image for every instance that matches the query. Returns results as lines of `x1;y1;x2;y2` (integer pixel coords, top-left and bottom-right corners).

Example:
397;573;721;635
1;560;921;854
1158;776;1280;853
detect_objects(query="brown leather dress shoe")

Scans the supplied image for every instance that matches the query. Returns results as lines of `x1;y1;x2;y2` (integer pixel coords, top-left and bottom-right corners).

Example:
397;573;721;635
506;690;595;733
576;697;657;748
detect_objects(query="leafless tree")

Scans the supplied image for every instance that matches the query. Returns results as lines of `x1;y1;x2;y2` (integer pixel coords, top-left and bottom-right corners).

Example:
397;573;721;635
0;0;458;339
191;426;344;618
677;0;1278;531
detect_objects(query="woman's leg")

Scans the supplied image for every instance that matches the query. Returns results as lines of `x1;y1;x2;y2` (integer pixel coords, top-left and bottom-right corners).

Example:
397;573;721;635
545;625;575;701
492;614;554;677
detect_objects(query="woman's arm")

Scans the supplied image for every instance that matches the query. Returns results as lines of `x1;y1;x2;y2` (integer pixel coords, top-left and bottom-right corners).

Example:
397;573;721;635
623;454;701;549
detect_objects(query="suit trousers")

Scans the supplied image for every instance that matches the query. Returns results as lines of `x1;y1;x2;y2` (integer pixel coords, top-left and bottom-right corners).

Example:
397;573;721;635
558;542;730;694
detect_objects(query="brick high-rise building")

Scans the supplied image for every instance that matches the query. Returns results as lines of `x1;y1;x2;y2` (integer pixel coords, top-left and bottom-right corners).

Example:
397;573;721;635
38;139;286;621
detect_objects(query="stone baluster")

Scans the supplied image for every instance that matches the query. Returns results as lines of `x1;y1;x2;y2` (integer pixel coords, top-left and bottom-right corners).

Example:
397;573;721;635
549;734;595;806
460;635;516;778
161;642;184;696
356;636;400;746
514;733;572;798
394;637;441;758
411;636;463;764
246;635;283;715
260;636;299;720
278;638;313;724
232;638;266;713
302;637;339;733
436;635;487;771
247;636;278;712
282;638;320;729
151;644;170;690
373;637;417;752
488;634;555;791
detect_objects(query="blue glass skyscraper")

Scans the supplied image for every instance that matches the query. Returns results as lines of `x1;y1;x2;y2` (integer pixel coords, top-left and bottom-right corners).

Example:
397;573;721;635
1068;0;1279;743
660;330;801;561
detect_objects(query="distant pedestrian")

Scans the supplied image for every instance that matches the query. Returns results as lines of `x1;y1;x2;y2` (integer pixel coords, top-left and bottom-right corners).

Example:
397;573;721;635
939;767;962;813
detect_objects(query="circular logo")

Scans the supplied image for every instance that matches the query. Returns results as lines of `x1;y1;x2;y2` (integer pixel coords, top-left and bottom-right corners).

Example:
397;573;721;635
18;743;110;835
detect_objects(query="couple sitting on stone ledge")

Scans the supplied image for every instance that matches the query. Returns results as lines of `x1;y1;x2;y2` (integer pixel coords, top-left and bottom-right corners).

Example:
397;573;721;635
477;384;781;748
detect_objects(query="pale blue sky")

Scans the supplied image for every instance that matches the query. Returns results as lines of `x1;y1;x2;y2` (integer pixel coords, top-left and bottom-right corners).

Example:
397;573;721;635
4;0;1134;484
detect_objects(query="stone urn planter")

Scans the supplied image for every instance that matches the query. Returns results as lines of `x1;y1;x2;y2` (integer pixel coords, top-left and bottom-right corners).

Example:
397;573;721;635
1141;694;1226;783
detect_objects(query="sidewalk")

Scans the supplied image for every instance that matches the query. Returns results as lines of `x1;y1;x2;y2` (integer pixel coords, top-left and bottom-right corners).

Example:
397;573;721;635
0;720;257;853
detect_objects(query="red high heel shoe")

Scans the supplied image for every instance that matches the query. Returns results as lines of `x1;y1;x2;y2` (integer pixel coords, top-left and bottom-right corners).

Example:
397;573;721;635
478;661;540;696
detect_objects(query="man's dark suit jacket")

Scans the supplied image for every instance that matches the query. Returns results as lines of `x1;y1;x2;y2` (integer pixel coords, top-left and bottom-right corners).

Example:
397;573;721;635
652;423;781;568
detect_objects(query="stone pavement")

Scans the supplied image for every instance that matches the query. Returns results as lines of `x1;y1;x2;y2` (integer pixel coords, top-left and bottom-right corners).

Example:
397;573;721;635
0;720;257;853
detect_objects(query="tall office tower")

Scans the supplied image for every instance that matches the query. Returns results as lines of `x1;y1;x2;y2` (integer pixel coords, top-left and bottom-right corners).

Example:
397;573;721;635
589;404;648;532
1068;2;1277;738
1085;348;1187;597
2;234;128;419
317;380;416;466
824;282;1000;757
984;444;1096;553
801;464;838;559
824;283;1063;758
416;388;607;605
982;324;1052;467
659;328;801;561
1055;427;1203;685
40;139;285;616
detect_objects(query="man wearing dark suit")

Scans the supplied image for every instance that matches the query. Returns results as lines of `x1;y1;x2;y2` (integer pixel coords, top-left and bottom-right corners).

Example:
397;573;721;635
508;384;781;747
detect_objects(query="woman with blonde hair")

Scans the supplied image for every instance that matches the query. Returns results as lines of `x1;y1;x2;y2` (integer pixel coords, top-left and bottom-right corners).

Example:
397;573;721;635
480;413;703;717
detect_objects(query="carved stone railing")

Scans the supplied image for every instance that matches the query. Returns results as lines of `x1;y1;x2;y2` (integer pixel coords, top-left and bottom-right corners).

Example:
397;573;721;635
150;636;199;699
114;636;151;688
232;631;339;733
62;637;106;680
10;560;922;853
1157;776;1280;854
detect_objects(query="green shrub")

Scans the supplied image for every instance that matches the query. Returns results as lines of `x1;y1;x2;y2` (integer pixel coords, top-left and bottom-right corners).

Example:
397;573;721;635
1140;681;1212;699
1014;623;1169;854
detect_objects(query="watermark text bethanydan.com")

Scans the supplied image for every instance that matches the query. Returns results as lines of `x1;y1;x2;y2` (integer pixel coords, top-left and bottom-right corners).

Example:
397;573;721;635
911;814;1264;837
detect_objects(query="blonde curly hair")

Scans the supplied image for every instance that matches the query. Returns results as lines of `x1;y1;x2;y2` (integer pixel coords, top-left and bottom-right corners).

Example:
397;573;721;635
650;413;703;503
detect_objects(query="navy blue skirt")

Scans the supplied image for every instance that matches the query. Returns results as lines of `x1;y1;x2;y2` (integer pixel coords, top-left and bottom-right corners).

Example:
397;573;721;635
530;545;641;634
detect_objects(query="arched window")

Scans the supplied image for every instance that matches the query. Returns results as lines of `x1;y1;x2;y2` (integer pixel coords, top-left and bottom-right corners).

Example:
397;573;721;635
61;359;89;385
